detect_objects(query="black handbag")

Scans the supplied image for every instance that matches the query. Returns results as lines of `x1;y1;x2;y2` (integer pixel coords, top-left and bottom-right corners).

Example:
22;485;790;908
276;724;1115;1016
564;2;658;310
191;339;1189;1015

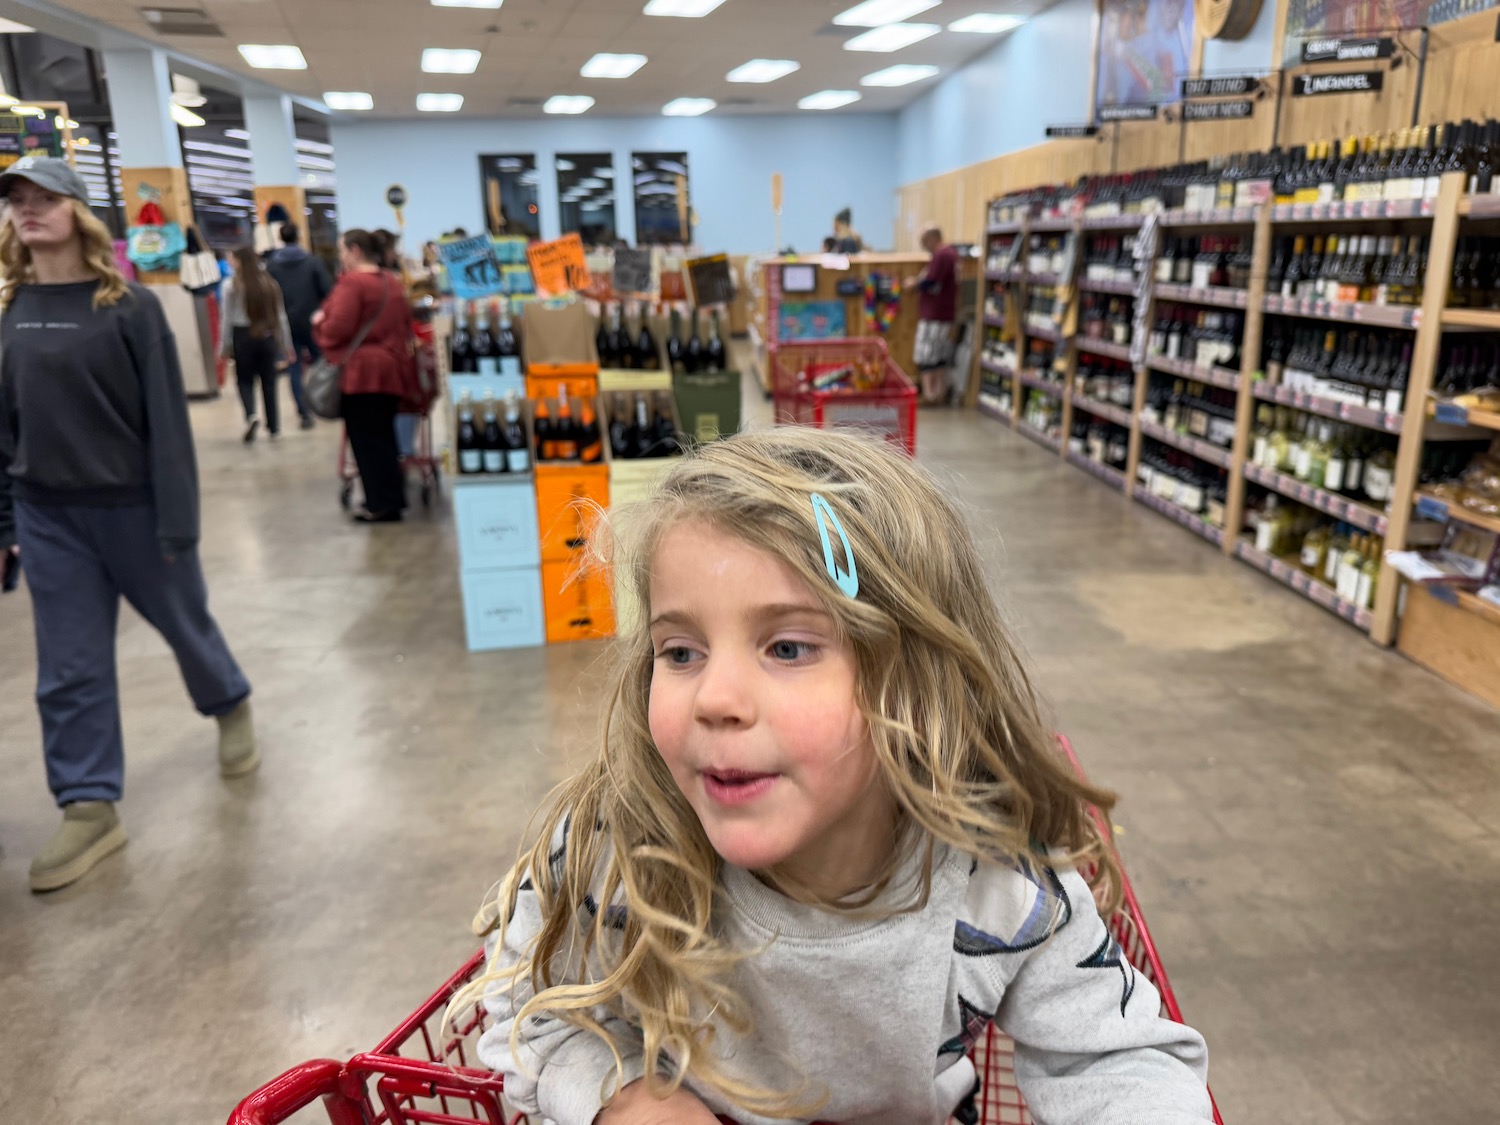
305;275;391;420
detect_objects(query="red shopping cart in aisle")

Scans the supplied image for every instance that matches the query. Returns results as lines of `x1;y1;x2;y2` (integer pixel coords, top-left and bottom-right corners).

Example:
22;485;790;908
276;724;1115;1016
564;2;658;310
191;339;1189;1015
337;314;443;513
227;737;1222;1125
769;337;918;456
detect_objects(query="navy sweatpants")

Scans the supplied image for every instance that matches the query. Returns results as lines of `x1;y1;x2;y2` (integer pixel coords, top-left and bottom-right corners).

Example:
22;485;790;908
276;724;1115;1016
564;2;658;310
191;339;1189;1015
14;501;250;806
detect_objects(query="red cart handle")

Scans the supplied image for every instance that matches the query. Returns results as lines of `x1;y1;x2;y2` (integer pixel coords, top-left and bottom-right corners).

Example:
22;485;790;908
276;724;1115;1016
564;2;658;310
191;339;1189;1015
226;1059;368;1124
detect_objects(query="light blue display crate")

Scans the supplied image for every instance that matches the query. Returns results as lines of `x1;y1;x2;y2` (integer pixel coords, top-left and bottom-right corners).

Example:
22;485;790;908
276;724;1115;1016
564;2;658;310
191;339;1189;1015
452;475;541;571
460;567;545;652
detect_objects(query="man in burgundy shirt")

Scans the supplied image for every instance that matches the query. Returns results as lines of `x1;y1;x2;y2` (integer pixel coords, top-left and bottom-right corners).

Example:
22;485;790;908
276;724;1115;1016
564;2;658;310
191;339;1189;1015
910;226;960;405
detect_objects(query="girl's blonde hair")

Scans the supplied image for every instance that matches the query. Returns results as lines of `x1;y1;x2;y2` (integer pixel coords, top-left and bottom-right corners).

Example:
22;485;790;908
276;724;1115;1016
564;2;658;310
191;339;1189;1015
0;197;131;309
458;426;1120;1115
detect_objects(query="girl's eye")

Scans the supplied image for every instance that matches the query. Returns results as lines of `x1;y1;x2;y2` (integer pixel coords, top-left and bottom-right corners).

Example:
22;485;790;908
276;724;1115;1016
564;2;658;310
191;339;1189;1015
770;639;817;663
656;645;699;666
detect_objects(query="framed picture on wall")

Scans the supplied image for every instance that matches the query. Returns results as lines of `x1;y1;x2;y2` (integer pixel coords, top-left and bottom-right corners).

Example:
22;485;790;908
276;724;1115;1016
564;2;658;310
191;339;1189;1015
478;154;541;240
1096;0;1193;112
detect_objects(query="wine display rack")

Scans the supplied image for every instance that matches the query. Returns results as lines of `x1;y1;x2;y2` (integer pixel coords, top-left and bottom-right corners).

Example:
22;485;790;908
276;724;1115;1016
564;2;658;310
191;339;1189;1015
974;172;1500;679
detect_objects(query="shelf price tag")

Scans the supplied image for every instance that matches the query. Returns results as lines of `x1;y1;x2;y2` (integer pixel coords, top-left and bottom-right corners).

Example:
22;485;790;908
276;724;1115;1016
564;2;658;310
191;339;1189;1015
1434;401;1469;425
1416;496;1450;522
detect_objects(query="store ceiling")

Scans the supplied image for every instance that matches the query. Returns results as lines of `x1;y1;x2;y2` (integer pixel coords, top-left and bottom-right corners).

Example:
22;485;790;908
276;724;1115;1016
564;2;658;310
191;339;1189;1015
39;0;1048;118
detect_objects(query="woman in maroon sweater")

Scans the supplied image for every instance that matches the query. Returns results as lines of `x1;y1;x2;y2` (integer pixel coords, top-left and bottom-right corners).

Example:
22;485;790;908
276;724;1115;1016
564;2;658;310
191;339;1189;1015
313;229;417;522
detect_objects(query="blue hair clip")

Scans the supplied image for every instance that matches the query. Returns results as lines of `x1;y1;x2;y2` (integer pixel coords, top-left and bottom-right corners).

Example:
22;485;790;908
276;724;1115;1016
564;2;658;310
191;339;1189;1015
810;493;859;599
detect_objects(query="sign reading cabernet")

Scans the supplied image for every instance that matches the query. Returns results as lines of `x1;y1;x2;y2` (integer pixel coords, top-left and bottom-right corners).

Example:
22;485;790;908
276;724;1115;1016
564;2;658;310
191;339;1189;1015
1292;70;1384;96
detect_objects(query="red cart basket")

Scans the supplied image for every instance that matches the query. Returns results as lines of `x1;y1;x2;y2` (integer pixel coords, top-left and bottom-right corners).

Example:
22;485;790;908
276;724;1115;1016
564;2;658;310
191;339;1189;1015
228;736;1221;1125
768;337;918;457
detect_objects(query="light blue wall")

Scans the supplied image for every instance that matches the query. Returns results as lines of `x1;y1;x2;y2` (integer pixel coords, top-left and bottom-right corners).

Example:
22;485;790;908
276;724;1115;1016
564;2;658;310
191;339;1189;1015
896;0;1282;186
896;0;1098;185
331;114;898;255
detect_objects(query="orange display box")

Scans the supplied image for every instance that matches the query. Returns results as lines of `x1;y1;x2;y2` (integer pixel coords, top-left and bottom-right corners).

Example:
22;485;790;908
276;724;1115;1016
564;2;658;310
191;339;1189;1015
533;462;609;563
542;557;615;643
527;363;599;403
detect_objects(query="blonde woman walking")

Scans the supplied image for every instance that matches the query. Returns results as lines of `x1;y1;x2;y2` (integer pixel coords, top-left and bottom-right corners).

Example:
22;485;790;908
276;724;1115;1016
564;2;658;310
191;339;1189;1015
0;157;257;893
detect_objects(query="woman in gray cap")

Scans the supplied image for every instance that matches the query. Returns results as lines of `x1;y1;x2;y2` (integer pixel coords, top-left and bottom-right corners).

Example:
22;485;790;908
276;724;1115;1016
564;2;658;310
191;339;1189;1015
0;156;257;893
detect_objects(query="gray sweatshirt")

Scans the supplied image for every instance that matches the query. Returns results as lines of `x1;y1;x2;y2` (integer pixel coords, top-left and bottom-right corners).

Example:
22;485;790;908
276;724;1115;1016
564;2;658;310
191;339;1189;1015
477;826;1212;1125
218;272;294;359
0;281;199;554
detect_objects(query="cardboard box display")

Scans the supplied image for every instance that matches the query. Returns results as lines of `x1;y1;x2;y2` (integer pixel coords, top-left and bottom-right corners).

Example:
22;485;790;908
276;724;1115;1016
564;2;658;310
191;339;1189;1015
526;367;599;403
461;566;547;652
521;300;598;368
542;557;615;644
452;476;541;571
673;369;741;443
599;381;684;506
534;462;609;562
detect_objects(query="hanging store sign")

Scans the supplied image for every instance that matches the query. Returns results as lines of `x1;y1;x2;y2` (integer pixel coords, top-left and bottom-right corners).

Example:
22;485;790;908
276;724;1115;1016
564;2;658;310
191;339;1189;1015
1097;104;1159;122
1182;99;1255;120
1181;76;1259;97
438;234;505;301
1292;70;1384;96
1046;124;1099;138
1301;37;1394;62
686;253;735;306
612;247;655;296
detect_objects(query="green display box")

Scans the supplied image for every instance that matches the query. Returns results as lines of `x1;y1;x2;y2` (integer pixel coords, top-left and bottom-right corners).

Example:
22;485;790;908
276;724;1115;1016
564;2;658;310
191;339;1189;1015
673;369;742;444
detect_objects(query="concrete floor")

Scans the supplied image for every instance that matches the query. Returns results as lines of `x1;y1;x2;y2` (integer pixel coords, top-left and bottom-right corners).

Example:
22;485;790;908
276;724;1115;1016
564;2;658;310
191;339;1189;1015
1;361;1497;1125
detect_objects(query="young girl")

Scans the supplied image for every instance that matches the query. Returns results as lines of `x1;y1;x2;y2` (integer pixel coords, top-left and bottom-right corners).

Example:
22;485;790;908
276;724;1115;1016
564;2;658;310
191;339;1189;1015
464;427;1211;1124
220;244;295;442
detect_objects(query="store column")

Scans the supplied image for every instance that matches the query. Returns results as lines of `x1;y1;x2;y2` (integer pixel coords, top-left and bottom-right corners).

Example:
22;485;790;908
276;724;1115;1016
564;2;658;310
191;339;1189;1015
101;47;216;395
243;94;305;247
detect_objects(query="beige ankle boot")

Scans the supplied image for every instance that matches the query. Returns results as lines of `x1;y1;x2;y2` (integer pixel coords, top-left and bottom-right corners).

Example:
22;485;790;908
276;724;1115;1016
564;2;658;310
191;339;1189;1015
217;698;260;777
30;801;127;893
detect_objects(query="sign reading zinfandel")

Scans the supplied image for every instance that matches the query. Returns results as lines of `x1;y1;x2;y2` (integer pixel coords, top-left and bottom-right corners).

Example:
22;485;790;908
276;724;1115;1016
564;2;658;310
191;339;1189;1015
1292;70;1384;96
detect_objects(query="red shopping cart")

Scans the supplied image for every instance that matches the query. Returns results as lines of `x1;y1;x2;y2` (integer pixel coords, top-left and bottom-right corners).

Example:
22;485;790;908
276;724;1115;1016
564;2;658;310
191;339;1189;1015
768;337;918;456
228;737;1222;1124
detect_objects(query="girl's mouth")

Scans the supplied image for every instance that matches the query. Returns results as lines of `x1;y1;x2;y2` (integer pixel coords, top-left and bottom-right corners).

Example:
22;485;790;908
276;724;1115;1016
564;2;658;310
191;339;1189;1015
701;769;779;806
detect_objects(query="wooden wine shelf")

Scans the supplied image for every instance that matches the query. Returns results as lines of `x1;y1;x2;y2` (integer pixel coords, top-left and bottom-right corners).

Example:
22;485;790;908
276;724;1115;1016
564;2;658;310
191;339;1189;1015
1459;194;1500;220
1427;400;1500;431
1018;371;1066;397
1440;307;1500;330
1065;449;1127;491
1027;272;1064;287
1030;219;1074;233
1271;199;1437;223
1414;491;1500;537
1161;206;1258;227
1076;337;1134;363
983;314;1007;329
1449;588;1500;629
1025;320;1064;343
1079;277;1138;296
1016;419;1062;452
1262;293;1422;329
1133;486;1227;546
1251;382;1405;433
1139;419;1234;469
986;270;1025;284
1244;462;1390;535
1145;354;1242;390
1154;282;1250;309
1234;538;1374;631
979;359;1016;380
987;222;1023;235
1071;398;1134;429
977;396;1013;424
1081;214;1145;230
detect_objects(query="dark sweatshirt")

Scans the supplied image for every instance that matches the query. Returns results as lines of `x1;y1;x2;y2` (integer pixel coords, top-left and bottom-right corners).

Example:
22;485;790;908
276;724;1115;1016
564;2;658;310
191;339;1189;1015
267;244;332;328
0;281;199;554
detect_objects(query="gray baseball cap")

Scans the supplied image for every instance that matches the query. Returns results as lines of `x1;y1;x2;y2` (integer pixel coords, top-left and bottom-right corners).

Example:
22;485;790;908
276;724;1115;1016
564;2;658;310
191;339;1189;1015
0;155;90;203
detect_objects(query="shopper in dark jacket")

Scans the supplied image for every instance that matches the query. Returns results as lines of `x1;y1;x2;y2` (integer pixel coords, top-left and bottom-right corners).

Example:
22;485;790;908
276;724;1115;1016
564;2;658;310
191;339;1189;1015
267;222;332;429
0;156;257;893
313;228;418;522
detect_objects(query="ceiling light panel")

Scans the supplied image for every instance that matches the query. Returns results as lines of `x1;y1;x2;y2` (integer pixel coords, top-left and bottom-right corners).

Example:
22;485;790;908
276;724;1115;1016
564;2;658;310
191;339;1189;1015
861;63;940;86
544;95;595;114
581;52;647;78
842;22;940;51
833;0;940;26
725;58;800;83
422;48;481;73
662;97;716;116
948;13;1023;33
324;91;374;111
416;92;465;111
643;0;728;16
798;89;862;110
238;44;307;69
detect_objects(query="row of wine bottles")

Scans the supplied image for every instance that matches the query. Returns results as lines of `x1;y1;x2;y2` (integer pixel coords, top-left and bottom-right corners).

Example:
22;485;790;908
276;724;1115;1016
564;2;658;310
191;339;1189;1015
456;390;530;475
1250;409;1399;503
1150;306;1245;371
1262;322;1410;413
1268;234;1428;307
596;304;727;375
1138;446;1229;526
986;117;1500;225
1068;418;1130;471
1252;499;1385;611
1144;378;1239;449
1155;236;1254;291
451;301;521;375
1081;294;1132;346
1082;235;1139;286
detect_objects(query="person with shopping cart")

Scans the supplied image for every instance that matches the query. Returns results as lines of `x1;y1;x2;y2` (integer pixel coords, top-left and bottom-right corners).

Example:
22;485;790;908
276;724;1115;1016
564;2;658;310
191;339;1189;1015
458;428;1213;1124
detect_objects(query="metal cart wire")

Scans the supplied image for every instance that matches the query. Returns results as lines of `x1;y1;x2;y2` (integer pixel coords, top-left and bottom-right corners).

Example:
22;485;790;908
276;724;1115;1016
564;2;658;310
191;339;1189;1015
227;737;1222;1125
768;337;919;456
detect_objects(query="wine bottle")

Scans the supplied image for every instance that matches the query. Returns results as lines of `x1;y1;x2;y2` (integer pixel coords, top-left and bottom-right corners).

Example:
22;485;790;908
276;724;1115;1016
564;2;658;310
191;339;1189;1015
667;308;686;375
706;311;726;372
578;398;603;463
473;304;498;376
457;392;482;474
451;302;476;374
532;397;556;461
611;305;633;370
596;310;616;368
495;298;521;377
652;391;680;456
502;393;530;473
637;306;662;371
553;390;580;460
480;390;505;474
684;309;704;374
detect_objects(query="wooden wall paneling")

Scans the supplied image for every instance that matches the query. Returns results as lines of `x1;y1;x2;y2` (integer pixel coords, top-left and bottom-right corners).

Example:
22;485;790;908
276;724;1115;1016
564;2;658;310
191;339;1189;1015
1419;8;1500;127
1275;44;1420;149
